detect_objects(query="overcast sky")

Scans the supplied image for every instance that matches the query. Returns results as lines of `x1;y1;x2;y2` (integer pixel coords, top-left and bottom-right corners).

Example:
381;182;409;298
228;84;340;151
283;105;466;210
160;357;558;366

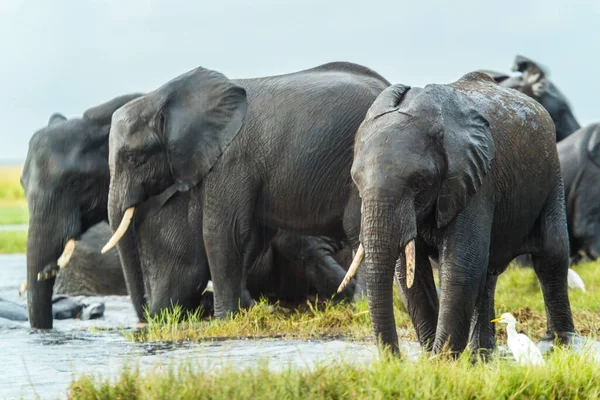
1;0;598;163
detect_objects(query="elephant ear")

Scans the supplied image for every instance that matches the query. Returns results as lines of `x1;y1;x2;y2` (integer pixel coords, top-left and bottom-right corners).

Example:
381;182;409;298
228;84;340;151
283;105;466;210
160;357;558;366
83;93;145;126
436;93;495;228
48;113;67;126
365;83;411;120
158;67;248;188
588;126;600;167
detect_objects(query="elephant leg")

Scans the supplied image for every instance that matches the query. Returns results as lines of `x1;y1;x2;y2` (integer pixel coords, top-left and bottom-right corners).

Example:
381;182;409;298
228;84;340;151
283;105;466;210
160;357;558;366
530;192;576;350
394;243;439;351
203;186;266;318
468;272;498;358
433;199;493;356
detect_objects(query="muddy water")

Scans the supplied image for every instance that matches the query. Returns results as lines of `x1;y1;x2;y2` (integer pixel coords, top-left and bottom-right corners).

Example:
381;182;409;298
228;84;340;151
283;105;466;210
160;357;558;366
1;255;399;399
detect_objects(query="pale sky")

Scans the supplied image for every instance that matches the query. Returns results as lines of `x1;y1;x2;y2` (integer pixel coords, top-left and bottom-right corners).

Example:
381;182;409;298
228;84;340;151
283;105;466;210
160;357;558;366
1;0;598;163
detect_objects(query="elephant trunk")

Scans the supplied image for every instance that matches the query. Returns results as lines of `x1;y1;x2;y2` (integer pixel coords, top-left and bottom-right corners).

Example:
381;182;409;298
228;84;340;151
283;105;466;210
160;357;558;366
362;197;417;354
26;201;79;329
108;183;147;321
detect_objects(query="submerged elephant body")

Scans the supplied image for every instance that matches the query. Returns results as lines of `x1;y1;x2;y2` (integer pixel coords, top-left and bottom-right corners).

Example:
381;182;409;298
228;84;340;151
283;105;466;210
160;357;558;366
0;296;104;322
351;72;575;355
53;222;127;296
106;62;389;321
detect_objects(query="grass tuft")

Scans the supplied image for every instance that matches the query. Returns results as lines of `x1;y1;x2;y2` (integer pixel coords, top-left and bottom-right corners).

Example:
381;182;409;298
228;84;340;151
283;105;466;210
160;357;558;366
69;347;600;399
129;295;410;342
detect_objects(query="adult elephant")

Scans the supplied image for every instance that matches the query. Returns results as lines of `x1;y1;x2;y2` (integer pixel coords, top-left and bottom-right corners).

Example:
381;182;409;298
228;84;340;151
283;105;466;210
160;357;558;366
21;94;143;329
480;55;580;142
560;123;600;262
345;72;575;356
103;62;389;321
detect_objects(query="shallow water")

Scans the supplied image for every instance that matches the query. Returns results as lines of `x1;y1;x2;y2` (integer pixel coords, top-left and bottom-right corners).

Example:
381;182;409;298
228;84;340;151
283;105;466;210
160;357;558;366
0;254;396;399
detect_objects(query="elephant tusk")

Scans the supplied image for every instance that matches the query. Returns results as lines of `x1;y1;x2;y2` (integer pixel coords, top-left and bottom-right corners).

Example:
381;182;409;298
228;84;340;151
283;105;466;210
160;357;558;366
18;280;27;296
101;207;135;254
337;244;364;293
57;238;76;269
405;239;416;289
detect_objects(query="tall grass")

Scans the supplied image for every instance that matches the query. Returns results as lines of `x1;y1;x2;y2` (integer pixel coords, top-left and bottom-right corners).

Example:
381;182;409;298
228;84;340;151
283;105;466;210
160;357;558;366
69;347;600;400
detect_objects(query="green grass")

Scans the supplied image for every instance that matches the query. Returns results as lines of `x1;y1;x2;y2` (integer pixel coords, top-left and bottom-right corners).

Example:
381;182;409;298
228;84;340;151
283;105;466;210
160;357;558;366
129;293;410;342
0;230;27;253
130;259;600;344
69;347;600;399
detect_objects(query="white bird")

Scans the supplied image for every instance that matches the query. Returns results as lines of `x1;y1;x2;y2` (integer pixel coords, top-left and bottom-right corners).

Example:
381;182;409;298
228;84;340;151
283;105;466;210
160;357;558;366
491;313;545;366
568;268;586;291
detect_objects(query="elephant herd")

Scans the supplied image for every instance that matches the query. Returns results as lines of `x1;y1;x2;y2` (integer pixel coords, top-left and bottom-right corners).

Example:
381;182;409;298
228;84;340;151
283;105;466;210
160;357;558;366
19;55;599;358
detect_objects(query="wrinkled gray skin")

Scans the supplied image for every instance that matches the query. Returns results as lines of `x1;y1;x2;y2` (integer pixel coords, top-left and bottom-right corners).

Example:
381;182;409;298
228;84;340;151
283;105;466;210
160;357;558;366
107;62;388;322
0;296;104;322
352;72;575;356
480;55;580;142
53;222;127;296
21;93;144;329
560;124;600;262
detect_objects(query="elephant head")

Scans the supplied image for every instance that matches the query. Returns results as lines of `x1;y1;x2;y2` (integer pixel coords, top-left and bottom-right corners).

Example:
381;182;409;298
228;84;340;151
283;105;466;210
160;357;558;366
21;93;142;329
493;55;580;141
349;82;494;352
104;66;247;249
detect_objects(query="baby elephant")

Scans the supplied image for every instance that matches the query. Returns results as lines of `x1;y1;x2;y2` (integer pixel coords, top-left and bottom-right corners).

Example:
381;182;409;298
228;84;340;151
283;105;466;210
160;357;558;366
347;72;576;356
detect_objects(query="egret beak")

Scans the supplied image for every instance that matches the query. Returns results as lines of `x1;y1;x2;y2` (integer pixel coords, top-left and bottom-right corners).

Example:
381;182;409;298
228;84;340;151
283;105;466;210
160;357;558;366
490;317;503;323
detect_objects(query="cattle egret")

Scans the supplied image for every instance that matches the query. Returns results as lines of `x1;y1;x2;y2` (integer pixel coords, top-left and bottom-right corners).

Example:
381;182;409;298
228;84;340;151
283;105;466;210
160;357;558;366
491;313;545;366
568;268;586;291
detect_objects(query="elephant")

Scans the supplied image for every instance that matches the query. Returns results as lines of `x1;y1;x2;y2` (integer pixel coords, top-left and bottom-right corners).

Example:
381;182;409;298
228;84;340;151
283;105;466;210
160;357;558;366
20;222;127;296
346;71;576;356
560;123;600;262
103;61;389;322
21;93;144;329
0;296;104;322
480;55;580;142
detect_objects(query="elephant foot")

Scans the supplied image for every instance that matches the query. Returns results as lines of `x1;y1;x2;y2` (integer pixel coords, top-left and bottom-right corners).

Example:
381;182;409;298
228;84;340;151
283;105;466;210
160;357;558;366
537;331;586;353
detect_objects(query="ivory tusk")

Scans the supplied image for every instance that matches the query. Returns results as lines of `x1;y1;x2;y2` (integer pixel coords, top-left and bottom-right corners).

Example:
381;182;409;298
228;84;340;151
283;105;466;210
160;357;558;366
405;239;416;289
337;244;364;293
57;238;76;269
101;207;135;254
18;280;27;296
